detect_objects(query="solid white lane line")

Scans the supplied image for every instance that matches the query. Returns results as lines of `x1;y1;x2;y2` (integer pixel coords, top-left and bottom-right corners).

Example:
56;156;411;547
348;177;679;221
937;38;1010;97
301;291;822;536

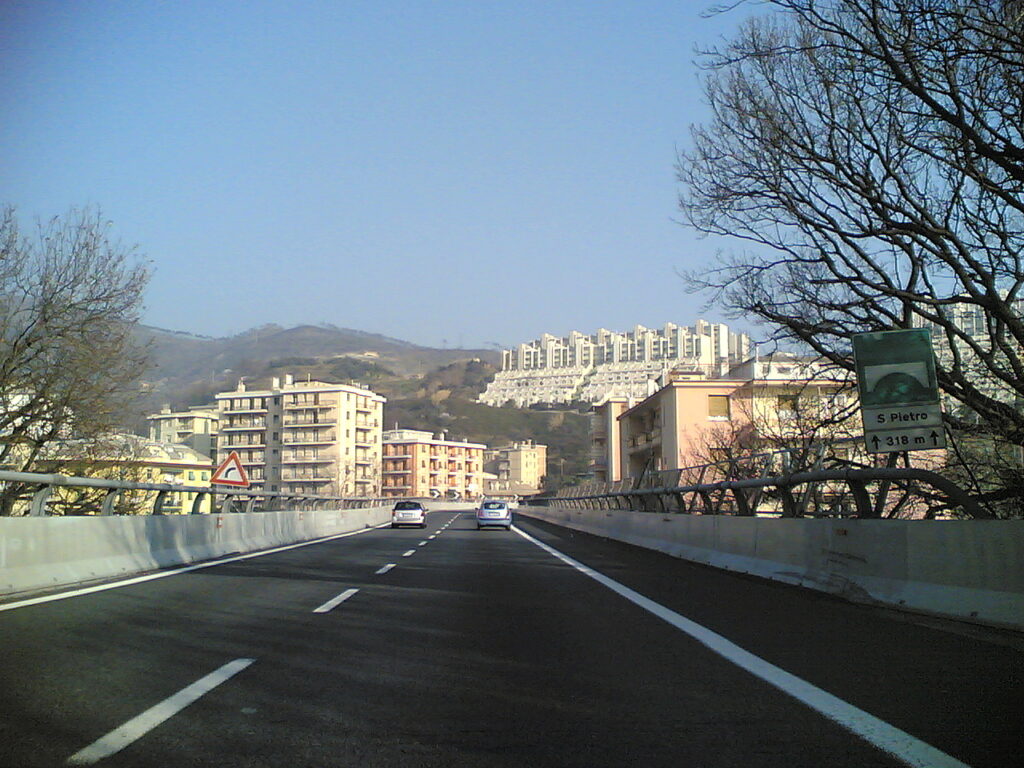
512;526;972;768
312;588;359;614
401;549;416;557
2;524;388;614
375;563;396;575
66;658;255;765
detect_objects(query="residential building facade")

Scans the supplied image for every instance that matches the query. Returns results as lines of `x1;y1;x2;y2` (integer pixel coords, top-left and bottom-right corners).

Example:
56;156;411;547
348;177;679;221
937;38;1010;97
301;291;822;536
381;429;486;500
479;321;750;407
483;440;548;495
589;397;634;482
147;404;220;463
607;355;861;483
215;374;385;497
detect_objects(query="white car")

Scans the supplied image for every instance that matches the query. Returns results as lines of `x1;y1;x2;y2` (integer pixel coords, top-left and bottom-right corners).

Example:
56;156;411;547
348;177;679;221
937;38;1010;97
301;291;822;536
476;500;512;530
391;501;426;528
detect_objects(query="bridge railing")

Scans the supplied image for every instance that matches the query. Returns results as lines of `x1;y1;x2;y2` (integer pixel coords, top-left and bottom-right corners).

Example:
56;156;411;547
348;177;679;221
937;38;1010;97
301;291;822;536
537;466;985;519
0;469;408;516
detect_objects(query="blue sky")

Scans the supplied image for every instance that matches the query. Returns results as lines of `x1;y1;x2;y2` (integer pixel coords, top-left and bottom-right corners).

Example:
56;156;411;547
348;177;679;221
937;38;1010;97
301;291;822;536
1;0;756;349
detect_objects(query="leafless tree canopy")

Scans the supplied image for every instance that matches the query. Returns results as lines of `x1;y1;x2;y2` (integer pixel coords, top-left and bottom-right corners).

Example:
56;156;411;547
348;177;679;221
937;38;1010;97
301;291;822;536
678;1;1024;449
0;206;151;512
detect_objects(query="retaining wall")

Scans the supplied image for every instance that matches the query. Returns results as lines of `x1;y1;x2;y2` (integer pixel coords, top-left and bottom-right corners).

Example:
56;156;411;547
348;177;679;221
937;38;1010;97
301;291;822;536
519;506;1024;631
0;506;391;597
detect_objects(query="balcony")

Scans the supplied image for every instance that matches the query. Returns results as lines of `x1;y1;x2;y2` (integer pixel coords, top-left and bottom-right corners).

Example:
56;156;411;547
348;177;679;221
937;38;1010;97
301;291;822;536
282;456;334;464
283;401;336;411
284;417;334;428
282;433;336;445
221;439;266;449
281;476;333;484
383;468;410;475
221;423;266;432
220;405;267;415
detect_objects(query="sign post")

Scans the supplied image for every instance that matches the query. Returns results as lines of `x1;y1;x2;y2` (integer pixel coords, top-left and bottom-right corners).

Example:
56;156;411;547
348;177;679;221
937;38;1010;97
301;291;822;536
853;329;946;453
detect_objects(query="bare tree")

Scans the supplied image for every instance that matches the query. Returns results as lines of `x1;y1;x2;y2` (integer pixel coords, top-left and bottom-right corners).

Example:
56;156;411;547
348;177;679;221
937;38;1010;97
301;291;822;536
0;206;150;514
678;0;1024;514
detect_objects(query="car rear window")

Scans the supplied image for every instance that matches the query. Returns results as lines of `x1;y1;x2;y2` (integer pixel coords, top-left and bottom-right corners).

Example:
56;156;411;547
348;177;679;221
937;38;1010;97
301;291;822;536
394;501;421;510
482;502;506;510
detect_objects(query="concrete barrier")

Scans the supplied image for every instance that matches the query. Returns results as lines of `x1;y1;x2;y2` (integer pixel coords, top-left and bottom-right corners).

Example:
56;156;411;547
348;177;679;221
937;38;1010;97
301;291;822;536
0;506;391;597
519;506;1024;631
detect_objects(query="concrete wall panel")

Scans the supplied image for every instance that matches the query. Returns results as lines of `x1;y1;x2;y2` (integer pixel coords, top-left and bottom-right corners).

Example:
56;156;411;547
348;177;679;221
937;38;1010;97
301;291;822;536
0;507;390;597
519;506;1024;631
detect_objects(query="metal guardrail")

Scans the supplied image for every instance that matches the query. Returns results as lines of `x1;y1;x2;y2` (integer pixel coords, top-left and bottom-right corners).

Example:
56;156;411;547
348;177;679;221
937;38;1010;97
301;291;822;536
537;467;986;519
0;470;407;517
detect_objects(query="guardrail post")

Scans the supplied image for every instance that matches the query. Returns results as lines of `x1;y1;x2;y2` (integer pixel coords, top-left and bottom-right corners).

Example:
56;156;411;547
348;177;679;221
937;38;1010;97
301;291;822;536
190;492;207;514
847;478;874;518
697;490;714;515
732;487;752;516
29;486;52;516
100;489;120;516
152;490;169;516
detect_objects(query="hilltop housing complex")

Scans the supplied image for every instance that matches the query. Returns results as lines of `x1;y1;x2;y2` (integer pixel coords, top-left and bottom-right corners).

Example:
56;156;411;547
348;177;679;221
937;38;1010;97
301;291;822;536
479;321;751;408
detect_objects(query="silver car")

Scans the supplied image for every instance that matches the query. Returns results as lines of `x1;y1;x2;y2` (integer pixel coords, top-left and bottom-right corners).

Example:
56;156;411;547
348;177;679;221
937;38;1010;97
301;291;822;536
391;500;426;528
476;500;512;530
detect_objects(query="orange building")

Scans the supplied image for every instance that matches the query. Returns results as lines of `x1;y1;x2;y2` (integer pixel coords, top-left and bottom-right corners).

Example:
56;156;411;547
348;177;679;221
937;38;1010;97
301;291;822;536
381;429;486;500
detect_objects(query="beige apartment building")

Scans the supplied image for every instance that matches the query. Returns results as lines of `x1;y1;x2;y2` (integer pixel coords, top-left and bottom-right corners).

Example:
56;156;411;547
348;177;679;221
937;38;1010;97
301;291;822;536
483;440;548;495
215;374;385;497
147;404;220;464
609;355;859;483
381;429;486;500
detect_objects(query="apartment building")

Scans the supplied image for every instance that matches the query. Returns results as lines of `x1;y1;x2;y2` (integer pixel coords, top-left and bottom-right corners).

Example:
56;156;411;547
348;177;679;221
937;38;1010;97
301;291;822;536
589;397;635;482
915;295;1024;406
609;355;858;483
147;404;220;463
480;321;750;407
483;440;548;495
381;429;486;500
215;374;385;497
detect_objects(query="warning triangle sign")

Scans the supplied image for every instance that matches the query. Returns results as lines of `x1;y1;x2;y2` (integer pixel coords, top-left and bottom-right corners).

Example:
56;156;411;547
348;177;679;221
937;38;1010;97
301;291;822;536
210;451;250;487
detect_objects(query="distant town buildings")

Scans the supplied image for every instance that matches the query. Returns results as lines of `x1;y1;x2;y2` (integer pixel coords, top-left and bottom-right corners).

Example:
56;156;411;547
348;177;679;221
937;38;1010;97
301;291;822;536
381;429;485;500
479;321;750;407
483;440;548;496
214;374;385;497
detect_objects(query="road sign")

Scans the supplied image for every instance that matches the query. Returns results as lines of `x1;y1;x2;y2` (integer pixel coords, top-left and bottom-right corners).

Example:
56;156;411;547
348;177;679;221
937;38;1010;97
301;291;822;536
853;329;946;453
210;451;250;487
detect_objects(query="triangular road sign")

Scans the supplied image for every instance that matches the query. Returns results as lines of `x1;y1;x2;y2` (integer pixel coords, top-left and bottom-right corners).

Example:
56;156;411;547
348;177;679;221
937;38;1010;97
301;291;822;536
210;451;250;488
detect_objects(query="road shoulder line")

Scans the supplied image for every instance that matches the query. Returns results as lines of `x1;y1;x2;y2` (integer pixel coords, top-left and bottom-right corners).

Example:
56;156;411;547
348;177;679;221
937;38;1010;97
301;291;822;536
512;525;971;768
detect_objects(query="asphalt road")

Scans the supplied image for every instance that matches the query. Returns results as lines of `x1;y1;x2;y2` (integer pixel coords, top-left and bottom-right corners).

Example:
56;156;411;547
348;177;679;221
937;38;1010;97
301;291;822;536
0;509;1020;767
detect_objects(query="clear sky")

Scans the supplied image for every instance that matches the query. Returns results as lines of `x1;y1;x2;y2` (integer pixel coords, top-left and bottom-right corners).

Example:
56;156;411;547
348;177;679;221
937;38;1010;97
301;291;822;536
1;0;755;349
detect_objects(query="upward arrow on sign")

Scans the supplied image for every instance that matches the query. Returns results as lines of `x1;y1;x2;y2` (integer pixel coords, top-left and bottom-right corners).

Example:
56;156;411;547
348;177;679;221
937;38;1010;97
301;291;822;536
210;451;250;488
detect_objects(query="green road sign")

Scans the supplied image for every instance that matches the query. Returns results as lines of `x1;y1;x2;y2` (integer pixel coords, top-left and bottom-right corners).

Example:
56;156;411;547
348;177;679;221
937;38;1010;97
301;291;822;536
852;329;945;453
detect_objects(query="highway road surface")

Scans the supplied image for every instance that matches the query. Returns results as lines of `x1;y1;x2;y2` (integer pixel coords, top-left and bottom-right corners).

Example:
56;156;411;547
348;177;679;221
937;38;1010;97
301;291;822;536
0;509;1020;767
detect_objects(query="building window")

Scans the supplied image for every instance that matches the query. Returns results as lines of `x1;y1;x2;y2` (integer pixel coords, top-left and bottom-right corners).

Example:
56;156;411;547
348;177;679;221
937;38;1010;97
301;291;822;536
708;395;731;419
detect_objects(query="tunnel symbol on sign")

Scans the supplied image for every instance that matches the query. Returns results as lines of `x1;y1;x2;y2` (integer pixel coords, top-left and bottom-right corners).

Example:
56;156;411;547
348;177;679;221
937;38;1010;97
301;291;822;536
862;362;932;406
211;451;250;487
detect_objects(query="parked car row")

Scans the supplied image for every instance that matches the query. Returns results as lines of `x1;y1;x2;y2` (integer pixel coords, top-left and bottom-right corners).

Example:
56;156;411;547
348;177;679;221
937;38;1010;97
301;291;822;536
389;499;514;531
